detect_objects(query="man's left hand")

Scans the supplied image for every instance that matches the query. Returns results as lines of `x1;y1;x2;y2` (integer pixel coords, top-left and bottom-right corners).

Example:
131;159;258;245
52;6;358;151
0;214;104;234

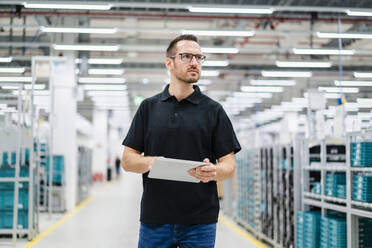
188;158;217;183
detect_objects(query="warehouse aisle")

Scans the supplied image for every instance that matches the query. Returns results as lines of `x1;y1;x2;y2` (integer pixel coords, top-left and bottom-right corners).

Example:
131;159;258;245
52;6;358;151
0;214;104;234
25;172;263;248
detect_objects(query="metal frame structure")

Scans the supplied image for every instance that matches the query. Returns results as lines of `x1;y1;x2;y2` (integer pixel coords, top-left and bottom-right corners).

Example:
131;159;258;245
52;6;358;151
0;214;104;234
301;135;372;248
0;83;38;247
31;56;67;215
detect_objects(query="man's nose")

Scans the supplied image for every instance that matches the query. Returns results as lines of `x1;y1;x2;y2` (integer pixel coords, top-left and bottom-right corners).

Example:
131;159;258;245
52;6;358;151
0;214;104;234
190;55;198;65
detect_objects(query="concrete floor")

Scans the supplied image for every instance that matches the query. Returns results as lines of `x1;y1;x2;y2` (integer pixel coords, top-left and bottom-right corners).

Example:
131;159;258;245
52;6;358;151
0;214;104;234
9;172;263;248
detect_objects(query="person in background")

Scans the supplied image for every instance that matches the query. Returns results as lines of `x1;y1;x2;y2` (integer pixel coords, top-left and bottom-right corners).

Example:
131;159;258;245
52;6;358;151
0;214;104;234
121;34;241;248
115;157;121;178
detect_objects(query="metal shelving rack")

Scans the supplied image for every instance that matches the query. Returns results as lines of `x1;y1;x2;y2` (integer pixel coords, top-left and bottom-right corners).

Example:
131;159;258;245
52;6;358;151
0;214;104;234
0;83;38;247
301;135;372;248
232;141;302;248
77;146;92;204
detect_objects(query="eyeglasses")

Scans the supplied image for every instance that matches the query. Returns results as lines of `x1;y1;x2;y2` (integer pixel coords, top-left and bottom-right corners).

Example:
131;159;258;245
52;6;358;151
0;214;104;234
169;53;206;64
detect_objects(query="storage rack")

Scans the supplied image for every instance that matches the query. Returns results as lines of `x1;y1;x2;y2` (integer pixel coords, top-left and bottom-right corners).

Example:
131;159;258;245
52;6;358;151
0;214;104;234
300;134;372;248
232;141;301;248
0;84;38;246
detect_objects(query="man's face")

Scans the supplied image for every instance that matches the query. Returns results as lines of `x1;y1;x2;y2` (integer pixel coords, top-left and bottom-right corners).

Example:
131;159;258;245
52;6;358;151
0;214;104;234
167;40;203;84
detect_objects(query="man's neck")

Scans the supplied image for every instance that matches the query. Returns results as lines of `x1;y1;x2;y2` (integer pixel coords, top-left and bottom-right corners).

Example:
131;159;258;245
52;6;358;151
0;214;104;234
168;80;194;102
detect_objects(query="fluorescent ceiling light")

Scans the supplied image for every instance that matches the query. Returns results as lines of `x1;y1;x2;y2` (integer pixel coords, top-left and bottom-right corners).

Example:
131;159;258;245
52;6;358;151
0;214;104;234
276;61;332;68
203;60;229;67
24;84;46;90
318;86;359;93
83;85;127;91
325;93;342;99
24;3;112;10
357;98;372;104
346;10;372;17
87;91;128;97
78;77;126;84
75;58;123;64
88;69;124;75
201;70;220;77
241;86;283;93
182;30;254;37
201;47;239;54
354;72;372;78
335;80;372;87
1;86;19;90
233;92;273;98
0;68;25;73
197;79;212;85
316;32;372;39
53;44;119;51
261;70;312;78
0;77;32;82
250;79;296;86
188;6;274;14
0;57;12;63
41;27;117;34
272;105;303;112
293;48;355;55
12;90;49;96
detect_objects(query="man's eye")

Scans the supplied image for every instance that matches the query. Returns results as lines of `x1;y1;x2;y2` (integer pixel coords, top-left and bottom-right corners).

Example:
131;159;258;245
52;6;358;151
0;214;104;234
183;54;192;59
195;55;202;60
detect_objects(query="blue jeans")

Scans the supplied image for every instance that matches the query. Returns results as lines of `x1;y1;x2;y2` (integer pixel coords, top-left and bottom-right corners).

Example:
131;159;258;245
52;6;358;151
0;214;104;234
138;223;217;248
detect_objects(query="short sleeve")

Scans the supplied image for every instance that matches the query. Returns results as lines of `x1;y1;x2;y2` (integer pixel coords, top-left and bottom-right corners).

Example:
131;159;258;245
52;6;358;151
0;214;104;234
212;106;241;159
122;102;145;152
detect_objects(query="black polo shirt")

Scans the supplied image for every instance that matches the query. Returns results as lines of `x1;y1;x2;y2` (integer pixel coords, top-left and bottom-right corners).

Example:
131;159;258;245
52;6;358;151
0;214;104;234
122;84;241;225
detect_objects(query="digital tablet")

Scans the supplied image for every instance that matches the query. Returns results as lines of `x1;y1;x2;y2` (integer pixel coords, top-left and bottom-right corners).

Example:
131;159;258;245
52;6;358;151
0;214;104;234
148;157;208;183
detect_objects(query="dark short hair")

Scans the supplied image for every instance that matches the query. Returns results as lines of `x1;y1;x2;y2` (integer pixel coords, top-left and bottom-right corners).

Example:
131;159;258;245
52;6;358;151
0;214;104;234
166;34;199;57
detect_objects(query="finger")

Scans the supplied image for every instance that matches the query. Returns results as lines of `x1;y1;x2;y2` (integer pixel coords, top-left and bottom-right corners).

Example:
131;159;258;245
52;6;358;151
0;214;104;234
199;165;216;172
203;158;210;164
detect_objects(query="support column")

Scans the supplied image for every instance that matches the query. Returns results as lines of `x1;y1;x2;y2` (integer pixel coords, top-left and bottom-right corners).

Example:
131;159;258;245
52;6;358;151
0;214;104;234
92;109;108;178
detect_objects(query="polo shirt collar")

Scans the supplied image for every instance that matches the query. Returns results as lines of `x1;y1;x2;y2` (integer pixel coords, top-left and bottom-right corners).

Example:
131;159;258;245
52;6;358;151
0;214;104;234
160;84;202;105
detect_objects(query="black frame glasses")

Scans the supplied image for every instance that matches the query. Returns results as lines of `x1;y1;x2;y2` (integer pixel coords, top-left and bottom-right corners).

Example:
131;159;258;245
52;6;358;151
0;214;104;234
169;53;206;64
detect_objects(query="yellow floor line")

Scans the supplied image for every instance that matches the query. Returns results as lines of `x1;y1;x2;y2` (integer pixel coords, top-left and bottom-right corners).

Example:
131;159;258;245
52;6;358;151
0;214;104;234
219;215;268;248
24;196;94;248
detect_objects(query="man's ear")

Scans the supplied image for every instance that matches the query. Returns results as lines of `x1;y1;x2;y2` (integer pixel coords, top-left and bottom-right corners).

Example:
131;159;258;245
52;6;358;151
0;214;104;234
165;58;172;71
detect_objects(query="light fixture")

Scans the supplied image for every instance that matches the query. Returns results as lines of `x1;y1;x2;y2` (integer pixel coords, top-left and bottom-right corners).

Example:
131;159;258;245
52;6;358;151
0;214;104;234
357;98;372;104
1;86;19;90
88;69;124;75
0;57;12;63
293;48;355;55
24;84;46;90
202;60;229;67
0;68;25;73
23;3;112;10
53;44;120;51
201;47;239;54
261;70;312;78
182;30;254;37
316;32;372;39
12;90;50;96
275;61;332;68
0;77;32;82
233;92;273;98
346;10;372;17
241;86;283;93
83;85;127;91
250;79;296;86
188;6;274;14
87;91;128;96
41;26;117;34
201;70;220;77
75;58;123;64
335;80;372;87
197;79;212;85
318;86;359;93
78;77;126;84
354;72;372;78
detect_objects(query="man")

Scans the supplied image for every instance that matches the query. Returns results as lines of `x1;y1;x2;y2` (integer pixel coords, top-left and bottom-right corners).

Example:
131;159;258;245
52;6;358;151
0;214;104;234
121;34;241;248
